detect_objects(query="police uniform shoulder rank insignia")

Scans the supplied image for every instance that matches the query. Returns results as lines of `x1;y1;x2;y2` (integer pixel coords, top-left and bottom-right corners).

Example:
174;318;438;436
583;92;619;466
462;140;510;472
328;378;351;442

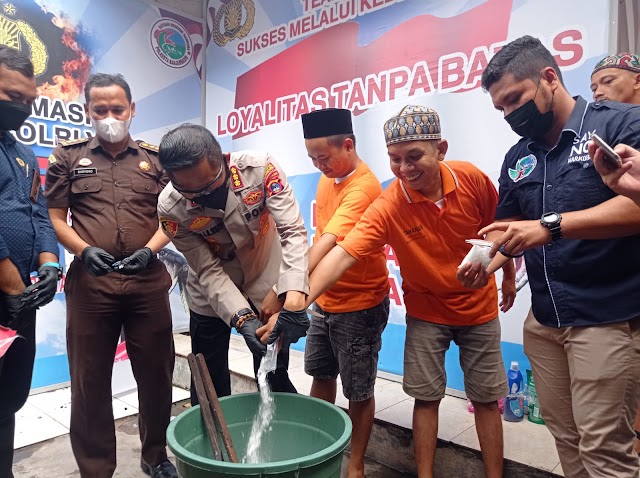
59;137;90;147
264;163;284;197
160;216;179;237
229;165;244;190
48;154;57;164
189;216;212;231
78;158;92;166
138;160;151;172
139;142;159;153
16;157;25;168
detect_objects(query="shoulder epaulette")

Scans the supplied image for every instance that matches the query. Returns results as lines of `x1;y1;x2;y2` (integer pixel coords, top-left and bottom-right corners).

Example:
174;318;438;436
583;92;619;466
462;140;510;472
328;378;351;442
138;141;159;153
59;137;90;147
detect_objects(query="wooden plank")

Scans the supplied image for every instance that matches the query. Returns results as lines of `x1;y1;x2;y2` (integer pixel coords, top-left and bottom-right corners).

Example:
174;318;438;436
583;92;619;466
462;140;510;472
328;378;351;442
196;353;239;463
187;353;223;461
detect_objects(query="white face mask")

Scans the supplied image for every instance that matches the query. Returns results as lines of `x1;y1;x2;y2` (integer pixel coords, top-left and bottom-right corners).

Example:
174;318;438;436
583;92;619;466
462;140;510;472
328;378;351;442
90;114;131;144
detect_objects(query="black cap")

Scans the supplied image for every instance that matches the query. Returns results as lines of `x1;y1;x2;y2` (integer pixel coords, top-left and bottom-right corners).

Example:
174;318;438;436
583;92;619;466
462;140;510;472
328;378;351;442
301;108;353;139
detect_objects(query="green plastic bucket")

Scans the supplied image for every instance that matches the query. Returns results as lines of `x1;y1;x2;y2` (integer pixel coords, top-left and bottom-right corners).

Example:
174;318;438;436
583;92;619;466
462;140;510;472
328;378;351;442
167;393;352;477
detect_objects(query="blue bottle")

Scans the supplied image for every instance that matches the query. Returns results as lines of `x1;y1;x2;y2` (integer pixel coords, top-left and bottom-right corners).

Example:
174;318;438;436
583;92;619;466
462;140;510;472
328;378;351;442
507;361;523;395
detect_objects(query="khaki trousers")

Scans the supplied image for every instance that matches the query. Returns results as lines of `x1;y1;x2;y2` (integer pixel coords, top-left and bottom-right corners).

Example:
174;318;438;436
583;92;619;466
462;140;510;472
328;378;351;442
523;310;640;478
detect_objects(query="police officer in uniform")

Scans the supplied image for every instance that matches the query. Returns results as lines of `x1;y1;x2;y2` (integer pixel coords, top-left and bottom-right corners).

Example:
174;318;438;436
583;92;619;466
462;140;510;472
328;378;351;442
157;124;310;395
0;45;61;478
44;74;177;478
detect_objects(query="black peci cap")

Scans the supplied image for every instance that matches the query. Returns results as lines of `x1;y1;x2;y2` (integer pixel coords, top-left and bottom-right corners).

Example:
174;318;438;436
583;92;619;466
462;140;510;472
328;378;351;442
301;108;353;139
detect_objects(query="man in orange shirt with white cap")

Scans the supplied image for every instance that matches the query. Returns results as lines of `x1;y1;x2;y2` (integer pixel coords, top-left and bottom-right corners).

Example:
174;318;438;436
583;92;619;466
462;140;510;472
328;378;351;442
299;105;516;478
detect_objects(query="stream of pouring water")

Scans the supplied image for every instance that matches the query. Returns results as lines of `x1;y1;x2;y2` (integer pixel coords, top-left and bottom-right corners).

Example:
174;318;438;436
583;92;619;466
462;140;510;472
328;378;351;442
243;342;278;463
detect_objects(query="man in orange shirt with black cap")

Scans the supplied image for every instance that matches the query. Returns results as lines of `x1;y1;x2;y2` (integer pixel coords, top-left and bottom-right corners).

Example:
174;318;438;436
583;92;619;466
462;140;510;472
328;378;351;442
300;108;390;478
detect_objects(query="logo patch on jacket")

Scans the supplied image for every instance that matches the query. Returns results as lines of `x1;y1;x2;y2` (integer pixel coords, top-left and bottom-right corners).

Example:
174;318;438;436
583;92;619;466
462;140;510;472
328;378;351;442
508;154;537;183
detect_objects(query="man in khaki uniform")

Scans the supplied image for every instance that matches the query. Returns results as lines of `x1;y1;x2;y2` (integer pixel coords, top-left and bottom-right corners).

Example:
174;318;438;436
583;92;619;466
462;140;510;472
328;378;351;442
45;73;176;478
157;124;309;394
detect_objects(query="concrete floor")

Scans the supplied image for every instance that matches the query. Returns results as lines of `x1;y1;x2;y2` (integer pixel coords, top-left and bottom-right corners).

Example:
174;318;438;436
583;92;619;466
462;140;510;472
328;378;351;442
12;400;416;478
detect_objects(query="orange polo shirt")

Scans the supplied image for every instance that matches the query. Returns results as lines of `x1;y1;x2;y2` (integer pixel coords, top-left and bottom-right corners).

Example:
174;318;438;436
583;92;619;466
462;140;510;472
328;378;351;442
339;161;499;326
315;160;389;313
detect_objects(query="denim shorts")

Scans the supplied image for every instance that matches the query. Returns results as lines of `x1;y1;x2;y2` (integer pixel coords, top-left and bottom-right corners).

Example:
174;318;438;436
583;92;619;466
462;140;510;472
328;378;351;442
304;296;390;401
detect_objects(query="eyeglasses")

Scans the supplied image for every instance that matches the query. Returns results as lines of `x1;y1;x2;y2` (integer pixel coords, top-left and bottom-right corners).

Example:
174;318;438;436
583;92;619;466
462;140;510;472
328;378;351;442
173;163;226;198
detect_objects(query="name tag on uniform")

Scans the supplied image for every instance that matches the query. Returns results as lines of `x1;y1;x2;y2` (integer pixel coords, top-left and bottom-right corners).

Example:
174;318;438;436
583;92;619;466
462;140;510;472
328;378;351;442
72;167;97;177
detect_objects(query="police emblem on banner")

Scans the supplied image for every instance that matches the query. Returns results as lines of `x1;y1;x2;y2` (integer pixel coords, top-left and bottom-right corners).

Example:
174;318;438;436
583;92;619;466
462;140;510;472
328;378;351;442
0;4;48;76
210;0;255;47
150;18;193;68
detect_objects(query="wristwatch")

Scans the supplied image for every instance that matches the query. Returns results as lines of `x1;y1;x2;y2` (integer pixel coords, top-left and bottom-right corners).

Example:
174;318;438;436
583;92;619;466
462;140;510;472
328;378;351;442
540;212;562;242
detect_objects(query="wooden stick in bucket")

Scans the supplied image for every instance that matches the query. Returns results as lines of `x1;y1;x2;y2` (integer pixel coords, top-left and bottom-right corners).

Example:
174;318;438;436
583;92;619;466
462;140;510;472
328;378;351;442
196;353;239;463
187;353;223;461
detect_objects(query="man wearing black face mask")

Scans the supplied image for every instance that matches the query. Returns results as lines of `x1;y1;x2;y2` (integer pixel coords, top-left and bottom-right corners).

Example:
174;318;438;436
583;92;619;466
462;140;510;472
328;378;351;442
157;124;309;397
460;36;640;478
0;45;61;478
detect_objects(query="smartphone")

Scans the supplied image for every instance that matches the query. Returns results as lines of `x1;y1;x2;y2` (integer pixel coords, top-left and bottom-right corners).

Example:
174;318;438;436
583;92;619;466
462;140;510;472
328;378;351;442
592;133;622;169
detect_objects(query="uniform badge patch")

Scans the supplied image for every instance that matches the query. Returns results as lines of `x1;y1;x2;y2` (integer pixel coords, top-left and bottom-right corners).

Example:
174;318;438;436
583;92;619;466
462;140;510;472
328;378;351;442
243;190;263;206
267;179;283;196
508;154;537;183
78;158;92;166
48;154;57;164
16;158;24;168
189;216;212;231
138;160;151;172
230;165;244;190
265;166;284;197
264;162;276;180
160;217;178;237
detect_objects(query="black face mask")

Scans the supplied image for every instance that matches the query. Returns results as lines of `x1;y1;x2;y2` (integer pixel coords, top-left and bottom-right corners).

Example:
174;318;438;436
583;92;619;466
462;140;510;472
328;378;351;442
0;100;31;131
192;164;230;210
504;98;554;141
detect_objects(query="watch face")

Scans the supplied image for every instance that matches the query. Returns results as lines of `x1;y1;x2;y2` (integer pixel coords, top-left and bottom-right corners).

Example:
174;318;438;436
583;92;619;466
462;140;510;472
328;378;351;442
544;213;559;223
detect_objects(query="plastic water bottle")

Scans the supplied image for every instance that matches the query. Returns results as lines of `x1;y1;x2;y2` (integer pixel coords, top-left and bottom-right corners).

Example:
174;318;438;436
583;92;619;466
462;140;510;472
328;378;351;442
507;361;523;395
503;394;524;422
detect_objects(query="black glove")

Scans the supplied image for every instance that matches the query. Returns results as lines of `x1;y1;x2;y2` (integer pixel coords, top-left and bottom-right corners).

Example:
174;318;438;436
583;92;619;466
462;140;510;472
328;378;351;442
231;308;266;357
81;247;115;276
268;308;309;346
114;247;152;275
21;265;59;310
0;293;33;330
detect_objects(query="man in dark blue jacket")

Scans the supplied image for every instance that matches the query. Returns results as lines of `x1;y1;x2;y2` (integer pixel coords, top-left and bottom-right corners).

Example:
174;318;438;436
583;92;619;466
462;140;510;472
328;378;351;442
0;45;61;478
463;36;640;478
